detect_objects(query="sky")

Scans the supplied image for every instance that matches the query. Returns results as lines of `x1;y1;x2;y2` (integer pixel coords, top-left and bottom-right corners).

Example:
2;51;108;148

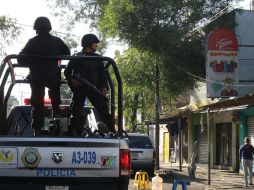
0;0;251;104
0;0;64;54
0;0;250;54
0;0;126;57
0;0;126;103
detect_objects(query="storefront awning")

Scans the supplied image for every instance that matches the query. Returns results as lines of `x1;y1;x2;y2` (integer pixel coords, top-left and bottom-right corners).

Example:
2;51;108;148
159;95;254;123
159;103;198;123
198;94;254;110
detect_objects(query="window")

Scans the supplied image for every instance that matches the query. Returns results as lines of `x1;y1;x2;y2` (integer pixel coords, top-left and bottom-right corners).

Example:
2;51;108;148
128;136;153;149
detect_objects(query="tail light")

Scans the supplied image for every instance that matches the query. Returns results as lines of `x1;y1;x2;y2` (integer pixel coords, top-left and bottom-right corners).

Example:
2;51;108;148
120;149;130;176
23;98;30;105
44;98;51;104
23;98;51;105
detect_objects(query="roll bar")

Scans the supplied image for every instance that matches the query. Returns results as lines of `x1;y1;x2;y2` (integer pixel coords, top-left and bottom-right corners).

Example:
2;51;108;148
0;54;123;136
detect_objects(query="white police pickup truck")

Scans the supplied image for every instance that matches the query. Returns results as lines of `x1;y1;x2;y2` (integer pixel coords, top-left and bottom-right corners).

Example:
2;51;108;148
0;54;130;190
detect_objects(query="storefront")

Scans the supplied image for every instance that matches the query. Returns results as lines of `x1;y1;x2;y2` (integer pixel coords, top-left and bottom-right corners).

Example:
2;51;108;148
215;122;232;167
192;110;237;170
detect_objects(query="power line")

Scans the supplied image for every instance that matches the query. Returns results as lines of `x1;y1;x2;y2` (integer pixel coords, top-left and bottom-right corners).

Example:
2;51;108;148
185;70;254;87
14;22;82;38
185;2;237;38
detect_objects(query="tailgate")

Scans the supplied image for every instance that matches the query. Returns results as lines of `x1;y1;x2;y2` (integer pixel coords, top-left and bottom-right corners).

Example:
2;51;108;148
130;148;154;160
0;137;120;178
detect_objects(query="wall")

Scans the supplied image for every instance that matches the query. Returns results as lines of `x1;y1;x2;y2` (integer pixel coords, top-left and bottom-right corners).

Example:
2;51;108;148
235;10;254;95
159;124;168;162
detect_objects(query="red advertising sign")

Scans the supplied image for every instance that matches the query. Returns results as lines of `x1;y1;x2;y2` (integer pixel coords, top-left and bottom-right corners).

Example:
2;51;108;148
206;28;239;98
208;28;238;51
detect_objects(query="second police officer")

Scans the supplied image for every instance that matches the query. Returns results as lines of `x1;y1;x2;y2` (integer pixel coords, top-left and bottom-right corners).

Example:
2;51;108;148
64;34;114;136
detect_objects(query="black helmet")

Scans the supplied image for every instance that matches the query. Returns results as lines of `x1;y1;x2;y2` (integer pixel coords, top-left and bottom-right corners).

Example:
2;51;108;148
33;17;52;31
81;34;100;47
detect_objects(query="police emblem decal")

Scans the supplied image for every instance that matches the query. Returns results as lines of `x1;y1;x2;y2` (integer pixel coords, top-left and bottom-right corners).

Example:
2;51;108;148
52;152;63;163
21;147;41;169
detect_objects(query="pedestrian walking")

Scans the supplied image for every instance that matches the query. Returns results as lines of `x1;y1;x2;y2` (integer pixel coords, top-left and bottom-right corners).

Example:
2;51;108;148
64;33;114;136
18;16;71;136
239;137;254;187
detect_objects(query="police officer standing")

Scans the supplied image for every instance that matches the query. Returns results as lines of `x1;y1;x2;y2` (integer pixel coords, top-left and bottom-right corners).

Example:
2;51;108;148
18;16;71;136
64;34;114;136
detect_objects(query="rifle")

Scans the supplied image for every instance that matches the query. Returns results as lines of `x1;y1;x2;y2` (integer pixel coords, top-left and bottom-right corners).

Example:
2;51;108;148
71;73;109;101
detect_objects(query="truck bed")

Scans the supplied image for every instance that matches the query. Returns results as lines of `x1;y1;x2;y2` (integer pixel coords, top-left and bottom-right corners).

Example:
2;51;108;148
0;137;129;190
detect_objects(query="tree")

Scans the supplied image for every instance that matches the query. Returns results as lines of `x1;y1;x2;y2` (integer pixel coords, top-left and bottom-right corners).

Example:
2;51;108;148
0;16;21;56
96;0;238;94
52;31;79;50
116;48;156;130
47;0;238;94
116;48;178;130
47;0;238;128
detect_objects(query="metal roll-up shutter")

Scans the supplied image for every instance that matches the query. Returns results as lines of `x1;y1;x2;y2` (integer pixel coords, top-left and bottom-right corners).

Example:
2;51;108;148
198;125;208;163
227;128;232;166
247;116;254;145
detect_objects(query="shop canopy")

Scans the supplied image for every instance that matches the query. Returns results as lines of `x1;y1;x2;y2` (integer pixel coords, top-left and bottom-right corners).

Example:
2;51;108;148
159;103;198;123
159;94;254;123
198;94;254;110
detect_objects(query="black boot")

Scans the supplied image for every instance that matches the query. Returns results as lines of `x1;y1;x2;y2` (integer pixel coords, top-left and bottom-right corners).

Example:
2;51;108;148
34;129;43;136
49;118;62;136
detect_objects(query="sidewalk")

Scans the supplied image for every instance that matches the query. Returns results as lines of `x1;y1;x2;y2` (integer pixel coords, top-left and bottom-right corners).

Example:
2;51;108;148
159;162;249;190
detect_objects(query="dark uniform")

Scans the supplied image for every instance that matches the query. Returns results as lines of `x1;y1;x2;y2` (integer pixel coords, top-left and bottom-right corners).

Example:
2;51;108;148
18;17;71;135
64;34;114;135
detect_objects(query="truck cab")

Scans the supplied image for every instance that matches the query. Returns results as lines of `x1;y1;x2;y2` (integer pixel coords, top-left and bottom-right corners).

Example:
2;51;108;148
0;54;130;190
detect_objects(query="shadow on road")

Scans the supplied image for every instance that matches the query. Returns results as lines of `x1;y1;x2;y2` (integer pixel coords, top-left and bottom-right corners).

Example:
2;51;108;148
130;168;207;186
158;168;207;185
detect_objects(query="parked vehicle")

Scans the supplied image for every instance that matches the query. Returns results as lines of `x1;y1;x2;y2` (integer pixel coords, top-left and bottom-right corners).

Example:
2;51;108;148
127;133;155;175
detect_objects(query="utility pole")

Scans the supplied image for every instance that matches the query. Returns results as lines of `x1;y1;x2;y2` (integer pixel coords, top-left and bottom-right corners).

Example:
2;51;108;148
207;108;211;185
178;118;182;171
155;64;160;171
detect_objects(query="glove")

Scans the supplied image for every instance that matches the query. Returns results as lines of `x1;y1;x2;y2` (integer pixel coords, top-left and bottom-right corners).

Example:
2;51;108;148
68;79;81;88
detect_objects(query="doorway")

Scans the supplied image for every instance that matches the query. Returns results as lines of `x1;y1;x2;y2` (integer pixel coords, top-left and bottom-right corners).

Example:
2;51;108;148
216;123;232;167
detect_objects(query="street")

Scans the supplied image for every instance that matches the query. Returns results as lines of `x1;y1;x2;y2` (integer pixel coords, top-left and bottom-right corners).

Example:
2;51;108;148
127;163;249;190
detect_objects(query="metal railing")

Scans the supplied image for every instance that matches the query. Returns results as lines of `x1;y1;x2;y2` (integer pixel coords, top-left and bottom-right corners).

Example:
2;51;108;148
0;54;123;136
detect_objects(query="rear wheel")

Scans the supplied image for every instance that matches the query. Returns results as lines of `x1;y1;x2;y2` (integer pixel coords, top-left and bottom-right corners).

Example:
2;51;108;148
7;115;32;136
